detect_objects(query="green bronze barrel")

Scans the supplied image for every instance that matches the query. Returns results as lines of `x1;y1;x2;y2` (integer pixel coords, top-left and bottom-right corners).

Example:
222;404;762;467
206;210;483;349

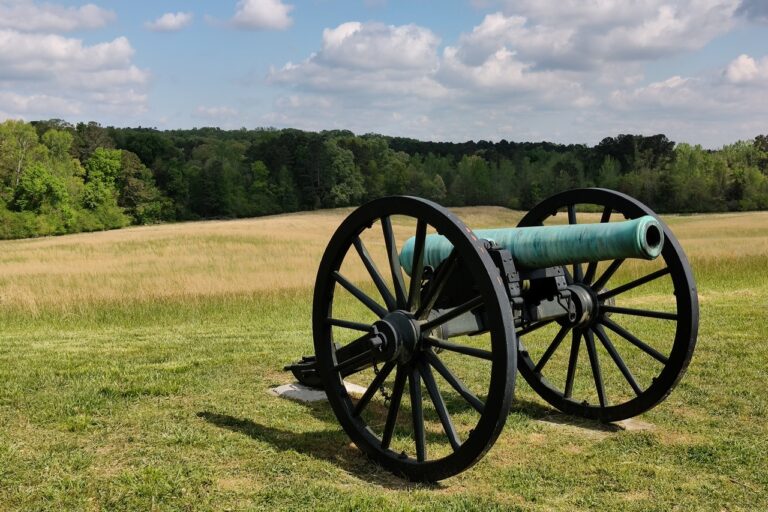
399;215;664;275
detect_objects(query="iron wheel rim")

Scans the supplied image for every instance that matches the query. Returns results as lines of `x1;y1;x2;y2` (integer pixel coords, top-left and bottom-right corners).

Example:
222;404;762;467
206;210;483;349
313;196;516;481
516;188;698;422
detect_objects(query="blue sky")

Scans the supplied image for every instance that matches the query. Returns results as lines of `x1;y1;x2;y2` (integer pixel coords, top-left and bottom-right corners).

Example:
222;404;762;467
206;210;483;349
0;0;766;147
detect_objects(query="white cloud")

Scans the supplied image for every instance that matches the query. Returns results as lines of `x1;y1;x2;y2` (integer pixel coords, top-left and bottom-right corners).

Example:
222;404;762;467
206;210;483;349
457;3;739;71
0;0;115;33
89;89;147;112
725;54;768;84
595;2;739;60
61;66;148;90
195;106;238;119
274;95;333;109
145;12;193;32
269;21;447;100
232;0;293;30
609;66;768;119
450;13;576;69
610;76;705;110
0;31;139;78
266;6;765;147
266;19;601;141
597;71;767;145
0;28;149;119
0;91;81;116
270;19;591;109
319;22;440;70
605;53;768;120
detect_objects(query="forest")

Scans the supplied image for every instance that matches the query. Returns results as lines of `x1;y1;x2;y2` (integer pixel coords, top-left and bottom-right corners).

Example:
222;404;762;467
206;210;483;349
0;118;767;239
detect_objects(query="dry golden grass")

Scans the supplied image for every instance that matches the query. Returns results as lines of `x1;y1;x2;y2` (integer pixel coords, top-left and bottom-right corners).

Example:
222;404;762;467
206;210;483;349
1;207;766;315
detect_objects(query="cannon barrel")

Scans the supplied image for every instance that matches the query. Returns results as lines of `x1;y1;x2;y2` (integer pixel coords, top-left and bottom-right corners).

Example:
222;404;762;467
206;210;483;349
400;214;664;274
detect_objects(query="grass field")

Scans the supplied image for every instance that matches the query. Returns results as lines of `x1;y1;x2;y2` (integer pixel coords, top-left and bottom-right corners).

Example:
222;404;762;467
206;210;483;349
1;206;767;511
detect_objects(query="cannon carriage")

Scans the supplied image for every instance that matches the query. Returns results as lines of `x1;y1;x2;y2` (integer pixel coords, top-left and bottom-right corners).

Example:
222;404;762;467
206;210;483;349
286;188;698;481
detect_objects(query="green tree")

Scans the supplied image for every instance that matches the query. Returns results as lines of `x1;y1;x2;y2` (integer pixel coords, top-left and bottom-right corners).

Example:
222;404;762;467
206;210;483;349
324;139;364;207
275;165;299;212
73;122;115;162
118;151;171;223
0;120;41;191
248;160;278;215
13;161;69;213
423;174;447;202
41;129;74;161
80;148;127;228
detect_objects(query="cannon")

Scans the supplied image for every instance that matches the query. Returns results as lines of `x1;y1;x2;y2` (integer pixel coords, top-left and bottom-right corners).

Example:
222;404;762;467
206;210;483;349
285;188;698;481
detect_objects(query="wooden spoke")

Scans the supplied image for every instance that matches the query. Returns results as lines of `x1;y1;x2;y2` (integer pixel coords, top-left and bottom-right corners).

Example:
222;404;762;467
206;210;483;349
564;330;581;399
327;318;372;332
593;325;642;396
353;361;396;417
592;258;625;291
353;237;396;312
424;350;484;414
425;336;493;361
583;329;607;408
333;271;388;318
381;368;407;450
420;360;461;451
409;365;426;462
407;220;428;312
567;204;577;225
534;324;570;373
601;316;669;364
584;206;612;284
381;216;407;309
421;295;483;332
598;268;671;300
567;204;584;282
601;305;678;321
599;206;612;224
415;251;458;320
516;319;554;338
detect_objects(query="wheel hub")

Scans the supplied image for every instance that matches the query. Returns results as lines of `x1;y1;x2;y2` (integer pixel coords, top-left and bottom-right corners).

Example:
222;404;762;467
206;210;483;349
568;283;599;327
372;310;421;364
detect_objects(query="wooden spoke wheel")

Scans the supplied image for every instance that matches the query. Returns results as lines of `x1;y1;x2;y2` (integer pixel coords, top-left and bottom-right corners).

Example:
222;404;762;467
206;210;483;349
313;196;516;482
516;188;698;422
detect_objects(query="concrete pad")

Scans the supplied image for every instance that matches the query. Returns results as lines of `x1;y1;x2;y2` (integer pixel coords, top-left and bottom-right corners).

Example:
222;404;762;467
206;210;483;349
537;412;655;438
615;417;655;432
269;382;368;403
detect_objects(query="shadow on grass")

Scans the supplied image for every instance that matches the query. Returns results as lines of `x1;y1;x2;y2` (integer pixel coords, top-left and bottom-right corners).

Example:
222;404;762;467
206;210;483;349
197;410;441;490
511;397;625;433
198;388;623;485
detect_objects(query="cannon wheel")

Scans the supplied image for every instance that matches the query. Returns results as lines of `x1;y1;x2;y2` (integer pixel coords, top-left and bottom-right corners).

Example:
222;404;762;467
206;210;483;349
313;196;516;481
516;188;698;422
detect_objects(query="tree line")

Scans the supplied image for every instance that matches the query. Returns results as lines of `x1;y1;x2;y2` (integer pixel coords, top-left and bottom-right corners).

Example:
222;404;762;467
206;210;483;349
1;118;767;239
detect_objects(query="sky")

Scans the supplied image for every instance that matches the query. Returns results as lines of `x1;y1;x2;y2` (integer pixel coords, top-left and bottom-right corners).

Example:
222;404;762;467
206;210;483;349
0;0;766;147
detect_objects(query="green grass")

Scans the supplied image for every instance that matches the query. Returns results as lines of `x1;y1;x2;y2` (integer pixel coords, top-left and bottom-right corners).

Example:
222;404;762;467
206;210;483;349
0;208;767;511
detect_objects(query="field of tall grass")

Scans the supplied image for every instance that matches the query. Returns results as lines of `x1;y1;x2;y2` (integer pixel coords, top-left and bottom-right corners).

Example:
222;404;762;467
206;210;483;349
0;206;766;510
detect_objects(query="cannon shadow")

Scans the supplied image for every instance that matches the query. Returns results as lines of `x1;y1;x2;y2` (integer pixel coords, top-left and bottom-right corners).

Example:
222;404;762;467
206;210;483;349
198;390;621;484
196;409;441;489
